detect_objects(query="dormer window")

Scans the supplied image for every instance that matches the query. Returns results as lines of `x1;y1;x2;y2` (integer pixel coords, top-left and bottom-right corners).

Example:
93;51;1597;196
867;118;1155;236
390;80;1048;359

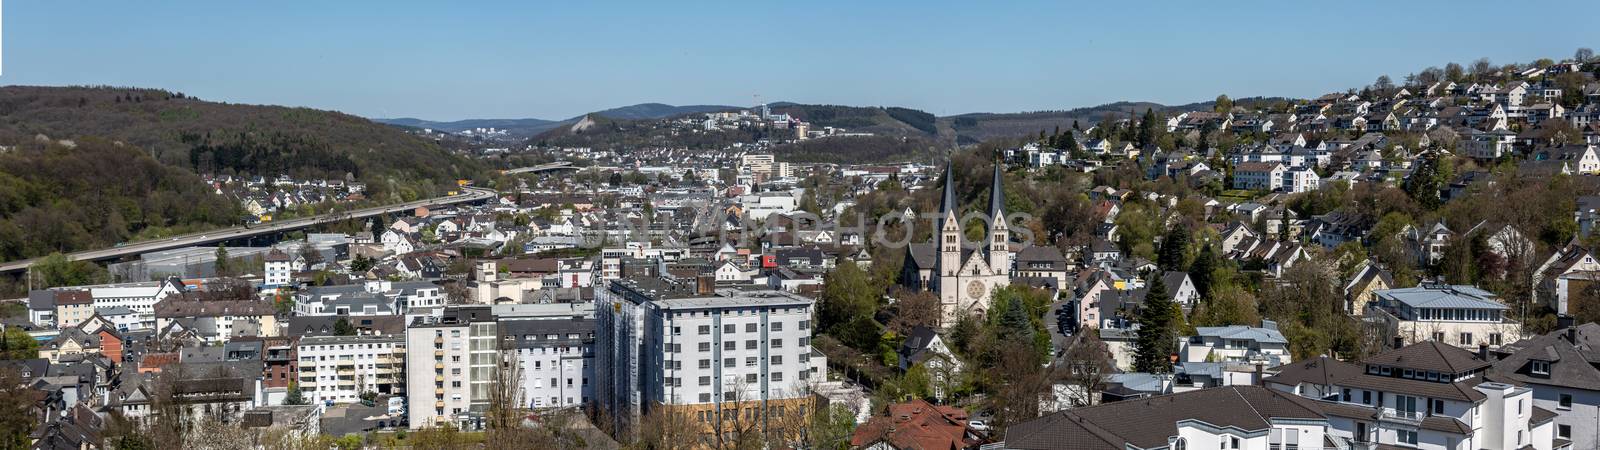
1531;360;1551;376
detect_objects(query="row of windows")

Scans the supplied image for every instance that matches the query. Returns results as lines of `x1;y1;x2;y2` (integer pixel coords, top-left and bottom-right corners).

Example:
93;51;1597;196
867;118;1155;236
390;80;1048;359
668;307;810;319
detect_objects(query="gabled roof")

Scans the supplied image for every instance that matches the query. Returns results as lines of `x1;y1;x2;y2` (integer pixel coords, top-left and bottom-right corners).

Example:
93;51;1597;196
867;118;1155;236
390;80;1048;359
1003;386;1326;450
1489;324;1600;392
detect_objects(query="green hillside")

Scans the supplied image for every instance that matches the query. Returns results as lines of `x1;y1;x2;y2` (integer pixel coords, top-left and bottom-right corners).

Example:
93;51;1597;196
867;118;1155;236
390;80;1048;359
0;85;482;202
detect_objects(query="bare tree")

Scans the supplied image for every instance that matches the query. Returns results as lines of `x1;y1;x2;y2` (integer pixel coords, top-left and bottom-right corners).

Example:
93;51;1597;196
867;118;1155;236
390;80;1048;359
1058;330;1113;408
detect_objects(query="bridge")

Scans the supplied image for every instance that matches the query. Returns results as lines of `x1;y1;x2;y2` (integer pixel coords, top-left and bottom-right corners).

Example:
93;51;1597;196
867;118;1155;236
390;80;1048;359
0;186;498;275
502;161;577;175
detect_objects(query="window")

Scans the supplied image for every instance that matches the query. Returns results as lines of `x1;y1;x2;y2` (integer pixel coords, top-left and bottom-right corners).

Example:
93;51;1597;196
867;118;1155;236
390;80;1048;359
672;326;681;336
745;340;757;350
1171;437;1186;450
771;355;783;365
772;371;784;382
698;342;711;352
746;323;757;333
1432;399;1444;414
723;341;735;351
1397;430;1417;445
698;325;711;335
799;320;810;330
724;358;735;368
1490;333;1502;346
1459;332;1473;346
1532;360;1551;376
771;339;784;348
745;373;757;383
698;376;711;386
771;322;783;332
1362;391;1372;405
724;324;735;334
699;393;711;403
1432;331;1445;342
699;359;711;369
1560;393;1573;409
1559;424;1571;439
746;357;757;367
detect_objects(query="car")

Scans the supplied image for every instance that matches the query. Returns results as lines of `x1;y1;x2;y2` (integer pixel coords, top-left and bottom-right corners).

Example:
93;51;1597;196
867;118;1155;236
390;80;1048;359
968;420;990;431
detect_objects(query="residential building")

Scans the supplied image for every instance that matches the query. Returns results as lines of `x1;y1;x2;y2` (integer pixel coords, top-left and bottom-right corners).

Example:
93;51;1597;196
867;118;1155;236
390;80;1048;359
1268;340;1564;449
1488;323;1600;447
1369;284;1522;350
1002;386;1330;450
595;278;823;439
1232;162;1286;191
502;316;595;410
405;306;500;430
296;334;406;404
1179;324;1291;367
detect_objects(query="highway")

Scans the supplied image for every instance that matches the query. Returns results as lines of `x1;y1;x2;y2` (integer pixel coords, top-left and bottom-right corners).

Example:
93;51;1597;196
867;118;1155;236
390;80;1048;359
501;161;576;174
0;186;497;275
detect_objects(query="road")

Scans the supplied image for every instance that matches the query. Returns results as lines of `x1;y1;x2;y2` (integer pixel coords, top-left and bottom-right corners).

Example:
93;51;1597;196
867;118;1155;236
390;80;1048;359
501;161;576;174
0;186;497;275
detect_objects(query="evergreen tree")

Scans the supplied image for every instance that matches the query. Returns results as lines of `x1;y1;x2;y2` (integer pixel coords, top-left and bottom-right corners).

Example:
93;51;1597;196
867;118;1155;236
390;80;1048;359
996;295;1034;345
1278;208;1292;241
214;245;232;277
333;317;356;336
1157;225;1190;272
1138;108;1160;149
1190;244;1217;300
1134;276;1177;373
284;381;307;405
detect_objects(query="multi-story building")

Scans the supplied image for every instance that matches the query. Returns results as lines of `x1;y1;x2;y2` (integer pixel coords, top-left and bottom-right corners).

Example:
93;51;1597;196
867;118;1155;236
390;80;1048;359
1370;284;1523;350
1178;324;1291;367
296;280;443;316
1267;341;1563;449
595;278;824;439
1232;162;1286;191
153;297;279;343
264;249;295;287
1489;323;1600;447
296;334;406;404
502;316;595;410
405;306;500;430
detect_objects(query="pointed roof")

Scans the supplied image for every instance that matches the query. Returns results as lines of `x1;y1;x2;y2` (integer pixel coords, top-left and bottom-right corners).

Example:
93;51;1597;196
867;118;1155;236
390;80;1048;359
938;159;957;220
988;159;1005;218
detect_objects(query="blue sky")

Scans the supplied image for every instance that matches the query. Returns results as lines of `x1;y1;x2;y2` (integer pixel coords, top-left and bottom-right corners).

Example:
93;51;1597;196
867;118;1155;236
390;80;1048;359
4;1;1598;121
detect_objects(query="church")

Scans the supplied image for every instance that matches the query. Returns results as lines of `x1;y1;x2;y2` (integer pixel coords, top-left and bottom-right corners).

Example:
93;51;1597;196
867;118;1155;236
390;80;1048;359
900;161;1012;325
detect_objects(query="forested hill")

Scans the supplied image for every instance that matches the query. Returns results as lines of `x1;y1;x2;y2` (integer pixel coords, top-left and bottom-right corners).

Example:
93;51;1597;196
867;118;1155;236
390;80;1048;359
0;85;482;202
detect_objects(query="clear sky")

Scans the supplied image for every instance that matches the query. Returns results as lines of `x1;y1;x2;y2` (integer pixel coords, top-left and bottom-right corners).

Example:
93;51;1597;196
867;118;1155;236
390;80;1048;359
4;1;1598;121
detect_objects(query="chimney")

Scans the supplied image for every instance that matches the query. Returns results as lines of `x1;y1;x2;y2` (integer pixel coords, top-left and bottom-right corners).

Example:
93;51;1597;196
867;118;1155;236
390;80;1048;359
1254;363;1265;386
1393;336;1405;350
1558;314;1576;330
1478;343;1489;362
1568;327;1578;345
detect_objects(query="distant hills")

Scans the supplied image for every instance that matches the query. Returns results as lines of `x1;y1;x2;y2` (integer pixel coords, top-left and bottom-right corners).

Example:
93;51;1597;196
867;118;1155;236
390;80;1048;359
0;85;481;203
393;100;1222;146
375;103;740;138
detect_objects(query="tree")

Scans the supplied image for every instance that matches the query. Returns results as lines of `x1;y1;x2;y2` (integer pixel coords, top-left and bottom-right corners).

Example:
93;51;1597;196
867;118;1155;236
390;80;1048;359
1133;276;1177;373
333;317;356;336
1373;75;1394;95
1157;225;1190;272
214;244;233;277
349;254;375;272
1445;62;1465;82
1214;95;1233;114
1576;47;1594;64
819;262;880;339
1137;108;1160;149
1192;284;1260;327
887;289;941;334
1469;57;1494;79
1058;330;1113;407
30;252;108;289
0;368;30;448
0;328;37;360
1190;244;1217;301
284;381;307;405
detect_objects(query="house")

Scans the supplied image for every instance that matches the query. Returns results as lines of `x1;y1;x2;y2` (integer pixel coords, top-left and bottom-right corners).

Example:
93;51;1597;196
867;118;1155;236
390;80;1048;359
1014;246;1071;288
897;327;963;401
1161;271;1198;306
1002;385;1329;450
263;249;294;287
1369;283;1522;349
1343;262;1395;314
1488;323;1600;447
1266;341;1562;450
851;399;980;450
1179;324;1291;367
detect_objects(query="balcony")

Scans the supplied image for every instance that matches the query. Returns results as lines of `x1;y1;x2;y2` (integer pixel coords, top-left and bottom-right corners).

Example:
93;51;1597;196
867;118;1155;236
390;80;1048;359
1379;408;1424;423
337;368;356;376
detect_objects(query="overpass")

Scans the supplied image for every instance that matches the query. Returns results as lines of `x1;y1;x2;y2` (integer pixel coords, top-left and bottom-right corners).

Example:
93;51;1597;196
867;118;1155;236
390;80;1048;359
0;186;498;275
502;161;577;175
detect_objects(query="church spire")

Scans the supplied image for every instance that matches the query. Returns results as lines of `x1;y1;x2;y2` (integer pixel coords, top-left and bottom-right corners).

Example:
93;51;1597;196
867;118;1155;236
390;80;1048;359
937;158;957;230
987;156;1005;221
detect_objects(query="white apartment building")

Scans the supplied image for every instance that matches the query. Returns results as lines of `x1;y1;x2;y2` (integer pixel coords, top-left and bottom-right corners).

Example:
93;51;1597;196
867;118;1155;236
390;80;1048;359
1371;284;1523;350
503;316;595;410
1267;342;1563;450
1232;162;1286;191
297;280;443;316
405;306;500;430
595;279;824;438
296;335;406;404
264;249;295;287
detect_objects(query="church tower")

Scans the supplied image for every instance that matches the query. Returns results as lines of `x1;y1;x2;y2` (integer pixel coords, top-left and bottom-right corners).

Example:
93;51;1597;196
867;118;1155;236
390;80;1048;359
937;160;962;277
986;161;1010;274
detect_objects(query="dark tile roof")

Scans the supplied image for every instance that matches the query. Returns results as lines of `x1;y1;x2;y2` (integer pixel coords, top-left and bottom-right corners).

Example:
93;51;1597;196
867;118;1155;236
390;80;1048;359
1363;340;1490;374
1488;325;1600;392
1004;386;1324;450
